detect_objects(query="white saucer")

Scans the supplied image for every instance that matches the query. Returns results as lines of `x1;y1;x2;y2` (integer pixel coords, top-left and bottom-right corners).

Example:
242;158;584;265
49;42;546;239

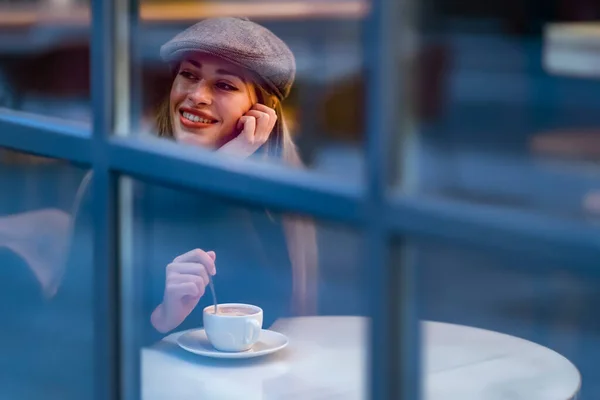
176;329;289;359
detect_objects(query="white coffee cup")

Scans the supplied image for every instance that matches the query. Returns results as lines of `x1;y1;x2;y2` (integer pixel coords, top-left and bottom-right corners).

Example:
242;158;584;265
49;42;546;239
203;303;263;352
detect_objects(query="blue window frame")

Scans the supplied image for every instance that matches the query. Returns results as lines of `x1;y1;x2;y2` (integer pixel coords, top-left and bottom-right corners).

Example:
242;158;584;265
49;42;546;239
0;0;598;399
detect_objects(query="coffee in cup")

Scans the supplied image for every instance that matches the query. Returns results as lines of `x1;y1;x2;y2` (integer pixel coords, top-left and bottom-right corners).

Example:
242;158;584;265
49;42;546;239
214;305;256;317
203;303;263;352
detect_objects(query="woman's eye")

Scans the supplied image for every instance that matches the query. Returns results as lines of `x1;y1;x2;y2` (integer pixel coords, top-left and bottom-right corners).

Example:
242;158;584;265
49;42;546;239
179;71;196;80
216;82;237;91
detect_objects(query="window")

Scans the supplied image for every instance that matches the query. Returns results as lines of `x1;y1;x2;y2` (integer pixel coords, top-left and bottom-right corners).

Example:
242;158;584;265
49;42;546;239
0;0;597;399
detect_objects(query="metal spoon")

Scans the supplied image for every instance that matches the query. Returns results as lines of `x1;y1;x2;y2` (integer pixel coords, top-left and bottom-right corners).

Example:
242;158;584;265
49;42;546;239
208;275;218;314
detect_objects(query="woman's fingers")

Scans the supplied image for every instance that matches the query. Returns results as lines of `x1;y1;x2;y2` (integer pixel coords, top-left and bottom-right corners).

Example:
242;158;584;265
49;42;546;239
168;271;208;296
247;106;276;143
166;281;202;299
167;262;210;283
172;249;216;275
252;103;277;119
217;104;277;157
167;273;206;290
244;110;270;143
236;115;257;144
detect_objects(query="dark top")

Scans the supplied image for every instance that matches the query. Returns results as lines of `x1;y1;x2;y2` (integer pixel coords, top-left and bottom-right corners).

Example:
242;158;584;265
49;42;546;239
138;184;293;344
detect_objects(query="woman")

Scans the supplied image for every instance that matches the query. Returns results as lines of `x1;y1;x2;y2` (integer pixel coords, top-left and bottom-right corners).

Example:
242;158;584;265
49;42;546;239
147;17;318;335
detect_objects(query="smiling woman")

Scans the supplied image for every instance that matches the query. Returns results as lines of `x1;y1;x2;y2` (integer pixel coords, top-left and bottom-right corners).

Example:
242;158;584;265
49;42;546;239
167;55;263;149
145;17;318;338
154;17;299;162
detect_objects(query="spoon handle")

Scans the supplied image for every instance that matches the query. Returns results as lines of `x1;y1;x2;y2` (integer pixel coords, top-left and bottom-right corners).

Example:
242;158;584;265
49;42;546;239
208;276;218;313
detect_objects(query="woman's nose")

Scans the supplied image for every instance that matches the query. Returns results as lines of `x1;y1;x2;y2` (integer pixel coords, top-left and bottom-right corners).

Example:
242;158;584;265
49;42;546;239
188;81;212;105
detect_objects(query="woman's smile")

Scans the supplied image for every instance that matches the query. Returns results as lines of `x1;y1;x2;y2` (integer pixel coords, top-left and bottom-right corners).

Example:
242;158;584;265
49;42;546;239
178;108;219;130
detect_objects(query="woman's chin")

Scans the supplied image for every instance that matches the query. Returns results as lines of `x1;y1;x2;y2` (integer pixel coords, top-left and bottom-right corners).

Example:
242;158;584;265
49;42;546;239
174;130;215;149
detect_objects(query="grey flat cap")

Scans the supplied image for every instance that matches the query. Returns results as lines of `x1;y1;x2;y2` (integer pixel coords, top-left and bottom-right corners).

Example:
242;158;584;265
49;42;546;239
160;17;296;100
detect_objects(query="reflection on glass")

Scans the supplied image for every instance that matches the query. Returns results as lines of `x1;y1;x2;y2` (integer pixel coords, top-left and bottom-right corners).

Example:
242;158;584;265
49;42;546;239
407;238;587;399
406;2;600;221
128;179;367;398
0;147;93;399
137;6;365;181
544;22;600;79
0;0;90;121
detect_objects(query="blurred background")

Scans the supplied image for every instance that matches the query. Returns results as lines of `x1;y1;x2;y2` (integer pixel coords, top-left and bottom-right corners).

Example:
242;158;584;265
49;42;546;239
1;0;600;399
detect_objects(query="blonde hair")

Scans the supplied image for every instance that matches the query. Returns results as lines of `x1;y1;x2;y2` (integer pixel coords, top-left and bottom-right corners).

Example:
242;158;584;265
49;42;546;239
155;73;318;315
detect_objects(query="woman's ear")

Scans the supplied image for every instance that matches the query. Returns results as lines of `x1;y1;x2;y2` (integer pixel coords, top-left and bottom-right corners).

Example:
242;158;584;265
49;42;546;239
269;95;279;109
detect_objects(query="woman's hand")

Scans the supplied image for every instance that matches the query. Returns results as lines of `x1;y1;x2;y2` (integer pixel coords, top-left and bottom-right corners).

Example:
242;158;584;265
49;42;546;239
151;249;216;333
217;103;277;158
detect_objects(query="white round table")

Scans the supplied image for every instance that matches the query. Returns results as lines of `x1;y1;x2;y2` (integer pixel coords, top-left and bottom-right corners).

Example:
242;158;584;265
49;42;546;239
142;316;580;400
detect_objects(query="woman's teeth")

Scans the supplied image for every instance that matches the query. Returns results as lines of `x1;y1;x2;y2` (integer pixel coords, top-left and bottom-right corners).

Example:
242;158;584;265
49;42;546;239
182;112;213;124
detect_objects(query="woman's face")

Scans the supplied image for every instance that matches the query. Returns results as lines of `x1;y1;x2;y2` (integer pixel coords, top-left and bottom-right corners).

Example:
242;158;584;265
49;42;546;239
169;54;257;149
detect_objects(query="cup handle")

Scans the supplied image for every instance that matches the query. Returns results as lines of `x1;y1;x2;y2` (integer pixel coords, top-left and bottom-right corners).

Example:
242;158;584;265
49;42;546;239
245;320;261;344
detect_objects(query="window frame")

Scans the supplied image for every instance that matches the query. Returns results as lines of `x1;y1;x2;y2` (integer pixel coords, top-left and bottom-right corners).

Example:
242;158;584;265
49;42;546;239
0;0;598;399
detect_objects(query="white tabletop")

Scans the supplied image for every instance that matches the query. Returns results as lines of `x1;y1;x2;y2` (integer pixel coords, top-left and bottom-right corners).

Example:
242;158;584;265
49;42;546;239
142;316;580;400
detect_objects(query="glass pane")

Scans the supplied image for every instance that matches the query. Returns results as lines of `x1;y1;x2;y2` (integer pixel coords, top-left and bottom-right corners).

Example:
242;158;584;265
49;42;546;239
401;1;600;222
0;0;90;122
130;2;366;183
0;147;93;399
122;178;368;398
400;238;586;399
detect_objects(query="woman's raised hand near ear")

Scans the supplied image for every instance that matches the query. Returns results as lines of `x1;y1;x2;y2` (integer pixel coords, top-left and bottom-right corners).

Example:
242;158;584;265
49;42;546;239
151;249;216;333
217;103;277;158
